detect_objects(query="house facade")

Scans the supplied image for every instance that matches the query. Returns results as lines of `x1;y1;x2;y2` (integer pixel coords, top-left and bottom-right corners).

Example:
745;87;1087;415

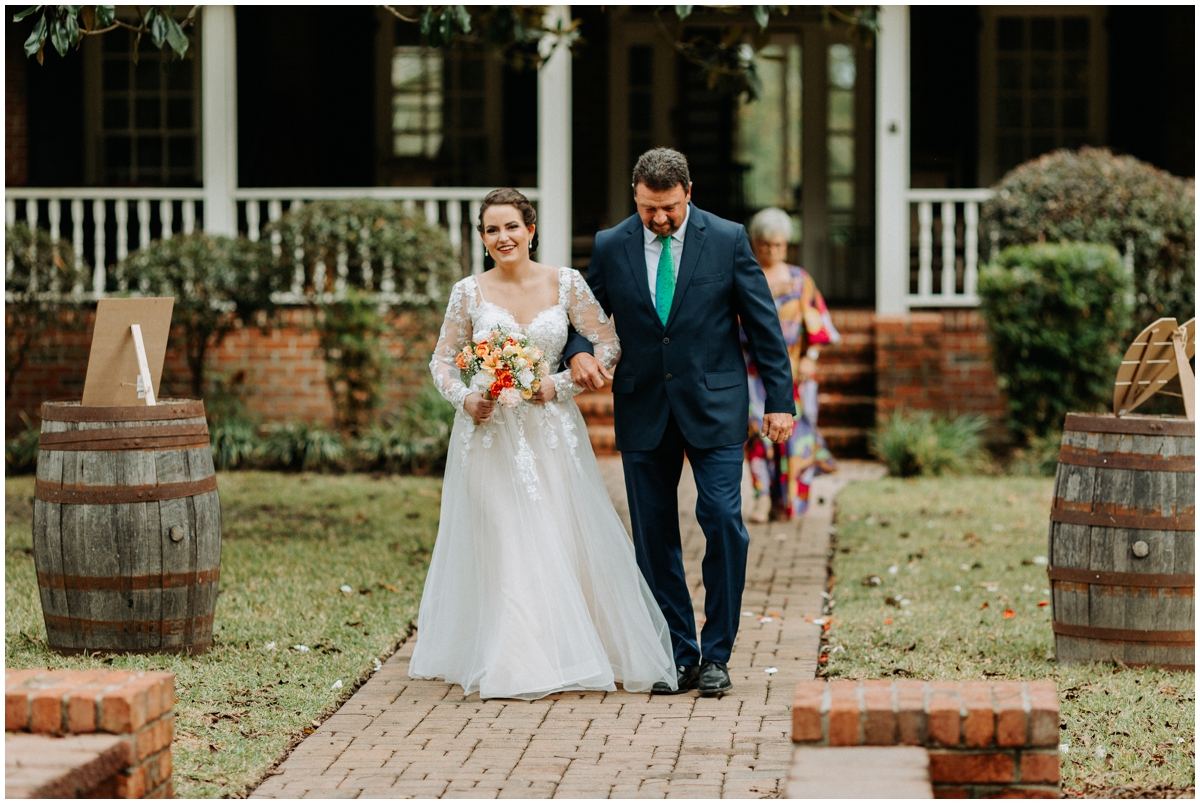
6;5;1194;448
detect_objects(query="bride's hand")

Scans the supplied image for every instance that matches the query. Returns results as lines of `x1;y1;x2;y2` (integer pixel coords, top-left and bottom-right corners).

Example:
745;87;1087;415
464;392;496;424
532;377;557;404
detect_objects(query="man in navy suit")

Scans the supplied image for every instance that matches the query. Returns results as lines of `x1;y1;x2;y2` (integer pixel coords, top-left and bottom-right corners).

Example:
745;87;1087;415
565;148;795;696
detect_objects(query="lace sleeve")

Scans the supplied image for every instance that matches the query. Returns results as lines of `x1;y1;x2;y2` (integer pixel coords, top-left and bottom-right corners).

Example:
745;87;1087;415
549;269;621;401
429;279;474;411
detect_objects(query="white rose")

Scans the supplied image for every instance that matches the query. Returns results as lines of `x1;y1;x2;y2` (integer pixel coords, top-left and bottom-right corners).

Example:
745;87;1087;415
517;368;534;387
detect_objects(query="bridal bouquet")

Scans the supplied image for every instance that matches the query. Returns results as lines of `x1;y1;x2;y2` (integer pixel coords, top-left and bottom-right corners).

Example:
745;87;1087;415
456;328;552;407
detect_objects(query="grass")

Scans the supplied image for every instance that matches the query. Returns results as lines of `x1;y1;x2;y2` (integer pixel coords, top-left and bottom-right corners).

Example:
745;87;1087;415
5;471;440;798
826;476;1195;797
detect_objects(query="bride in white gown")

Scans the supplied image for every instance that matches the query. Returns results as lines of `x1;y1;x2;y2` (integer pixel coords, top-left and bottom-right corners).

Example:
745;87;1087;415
409;188;677;700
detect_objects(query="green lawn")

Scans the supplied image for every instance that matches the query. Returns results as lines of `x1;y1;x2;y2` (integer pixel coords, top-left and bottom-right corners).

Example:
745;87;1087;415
5;471;440;798
828;476;1195;797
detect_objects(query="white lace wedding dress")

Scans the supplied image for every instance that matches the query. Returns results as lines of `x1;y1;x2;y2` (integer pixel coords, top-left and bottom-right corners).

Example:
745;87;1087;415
409;267;677;700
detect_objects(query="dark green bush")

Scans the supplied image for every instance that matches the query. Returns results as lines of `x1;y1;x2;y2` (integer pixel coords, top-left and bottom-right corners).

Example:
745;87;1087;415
983;147;1194;331
211;419;262;471
260;421;348;472
870;410;989;478
5;414;41;475
978;242;1133;439
357;383;455;474
117;233;279;396
318;291;390;434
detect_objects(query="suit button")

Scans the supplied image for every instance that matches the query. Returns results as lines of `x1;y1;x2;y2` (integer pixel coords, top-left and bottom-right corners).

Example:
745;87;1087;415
663;337;670;344
666;374;673;381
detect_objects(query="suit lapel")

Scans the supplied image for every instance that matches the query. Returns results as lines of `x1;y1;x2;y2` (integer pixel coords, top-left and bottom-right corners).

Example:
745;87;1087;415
622;218;657;324
666;205;707;328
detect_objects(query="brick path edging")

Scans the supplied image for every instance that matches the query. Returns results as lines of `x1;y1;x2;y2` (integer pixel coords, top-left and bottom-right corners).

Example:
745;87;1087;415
5;669;175;798
792;679;1061;798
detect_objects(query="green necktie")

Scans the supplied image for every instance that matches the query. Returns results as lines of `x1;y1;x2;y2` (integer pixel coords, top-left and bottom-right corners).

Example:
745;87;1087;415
656;235;675;326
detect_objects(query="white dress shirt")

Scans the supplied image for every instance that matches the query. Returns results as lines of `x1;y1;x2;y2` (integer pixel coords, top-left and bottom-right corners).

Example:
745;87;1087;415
643;204;690;307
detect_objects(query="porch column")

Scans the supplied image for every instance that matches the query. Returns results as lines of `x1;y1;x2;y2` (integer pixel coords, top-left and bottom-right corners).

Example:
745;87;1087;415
875;5;910;315
537;5;572;270
202;5;238;236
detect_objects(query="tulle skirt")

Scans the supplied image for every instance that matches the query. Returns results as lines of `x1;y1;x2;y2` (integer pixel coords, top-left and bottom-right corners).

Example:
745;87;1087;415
408;398;677;700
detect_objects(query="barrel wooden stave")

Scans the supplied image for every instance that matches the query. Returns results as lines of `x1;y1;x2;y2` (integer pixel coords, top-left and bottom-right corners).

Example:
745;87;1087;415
33;402;220;655
1050;415;1195;668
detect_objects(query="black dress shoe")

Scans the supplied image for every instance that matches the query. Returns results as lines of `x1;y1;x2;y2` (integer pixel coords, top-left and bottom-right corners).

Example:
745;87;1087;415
697;661;733;697
652;664;699;695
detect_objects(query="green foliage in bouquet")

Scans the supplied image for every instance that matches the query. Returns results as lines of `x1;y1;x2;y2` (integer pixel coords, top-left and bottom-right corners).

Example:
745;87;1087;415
870;410;989;478
116;233;279;396
978;242;1133;439
982;147;1194;331
357;383;456;474
4;223;89;398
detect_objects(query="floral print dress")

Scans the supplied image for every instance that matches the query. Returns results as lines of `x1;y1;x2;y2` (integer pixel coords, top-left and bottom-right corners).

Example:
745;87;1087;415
742;265;839;519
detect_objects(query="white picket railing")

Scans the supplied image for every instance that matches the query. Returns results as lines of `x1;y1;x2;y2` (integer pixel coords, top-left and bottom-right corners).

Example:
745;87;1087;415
5;186;537;300
906;188;996;308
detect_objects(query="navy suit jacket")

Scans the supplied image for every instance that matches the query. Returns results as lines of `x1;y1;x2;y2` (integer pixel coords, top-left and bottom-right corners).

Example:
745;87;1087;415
564;204;794;451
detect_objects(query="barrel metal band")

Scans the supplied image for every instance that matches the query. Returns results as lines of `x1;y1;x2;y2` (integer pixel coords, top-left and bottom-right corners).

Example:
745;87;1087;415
1057;446;1195;473
39;423;211;451
1050;503;1195;532
35;476;218;505
1048;566;1195;589
38;568;220;591
43;612;215;639
1052;621;1195;646
41;400;206;422
1064;413;1195;437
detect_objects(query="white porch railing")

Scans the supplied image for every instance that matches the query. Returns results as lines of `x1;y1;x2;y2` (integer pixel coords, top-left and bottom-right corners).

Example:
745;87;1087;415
906;188;996;308
5;186;536;299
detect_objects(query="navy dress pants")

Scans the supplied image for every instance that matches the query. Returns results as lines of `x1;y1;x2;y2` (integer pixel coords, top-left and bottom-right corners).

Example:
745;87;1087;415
621;412;749;666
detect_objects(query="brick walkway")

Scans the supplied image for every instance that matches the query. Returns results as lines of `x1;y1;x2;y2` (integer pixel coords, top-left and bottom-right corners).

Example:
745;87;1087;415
252;459;883;799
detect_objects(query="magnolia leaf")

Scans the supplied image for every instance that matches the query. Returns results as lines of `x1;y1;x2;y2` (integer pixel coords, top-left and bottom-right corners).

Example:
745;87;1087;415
674;5;693;20
148;8;170;49
453;4;471;34
164;15;189;56
96;5;114;27
80;5;94;32
418;6;434;36
24;14;47;57
12;6;42;23
438;7;454;44
752;5;770;31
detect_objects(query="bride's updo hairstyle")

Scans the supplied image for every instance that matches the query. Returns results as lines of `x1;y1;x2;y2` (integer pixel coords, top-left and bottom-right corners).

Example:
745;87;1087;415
477;188;539;255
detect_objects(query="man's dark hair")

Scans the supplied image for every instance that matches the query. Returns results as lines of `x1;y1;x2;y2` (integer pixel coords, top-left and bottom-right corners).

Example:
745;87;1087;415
632;148;691;192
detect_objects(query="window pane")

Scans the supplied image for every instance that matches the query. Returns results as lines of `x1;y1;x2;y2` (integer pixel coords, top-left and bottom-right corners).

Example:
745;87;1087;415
168;137;195;169
998;58;1023;91
137;137;162;170
997;135;1024;174
1030;58;1055;90
1062;18;1089;51
828;134;854;176
629;93;652;131
997;18;1024;51
1030;97;1055;129
135;59;160;91
828;179;854;210
103;62;129;91
167;98;192;129
629;46;653;88
105;137;131;169
828;90;854;131
103;98;129;130
1061;96;1088;129
165;60;193;91
998;96;1024;127
1062;58;1088;91
136;98;161;129
1031;18;1056;51
394;134;425;156
828;44;856;90
1029;135;1055;159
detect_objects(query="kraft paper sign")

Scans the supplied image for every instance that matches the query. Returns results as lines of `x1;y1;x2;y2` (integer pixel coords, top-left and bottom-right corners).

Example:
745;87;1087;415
81;297;174;406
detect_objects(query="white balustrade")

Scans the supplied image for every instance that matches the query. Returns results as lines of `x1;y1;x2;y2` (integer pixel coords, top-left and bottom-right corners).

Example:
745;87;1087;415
5;186;538;302
906;188;995;308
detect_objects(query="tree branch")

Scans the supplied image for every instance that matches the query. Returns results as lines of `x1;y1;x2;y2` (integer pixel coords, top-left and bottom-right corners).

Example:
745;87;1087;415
382;5;420;24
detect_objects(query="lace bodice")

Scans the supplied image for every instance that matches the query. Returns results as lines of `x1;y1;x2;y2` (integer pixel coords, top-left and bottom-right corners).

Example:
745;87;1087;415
430;267;620;411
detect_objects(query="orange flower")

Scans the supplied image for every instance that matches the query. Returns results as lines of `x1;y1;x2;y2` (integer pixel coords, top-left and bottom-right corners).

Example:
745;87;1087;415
488;380;504;398
455;352;470;369
475;342;489;358
497;371;515;388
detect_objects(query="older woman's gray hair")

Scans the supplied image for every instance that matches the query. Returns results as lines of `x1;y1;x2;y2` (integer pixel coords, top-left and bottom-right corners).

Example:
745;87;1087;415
748;208;793;243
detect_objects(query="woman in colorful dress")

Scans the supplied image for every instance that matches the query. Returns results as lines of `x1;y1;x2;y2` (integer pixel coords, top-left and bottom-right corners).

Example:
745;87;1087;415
743;208;839;523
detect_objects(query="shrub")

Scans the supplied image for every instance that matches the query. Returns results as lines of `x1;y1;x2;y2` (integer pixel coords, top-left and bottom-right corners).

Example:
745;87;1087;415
116;233;279;397
1006;429;1062;478
978;242;1133;439
5;414;41;475
982;147;1195;332
870;410;989;478
318;291;390;433
211;419;262;471
4;224;88;398
260;421;347;472
357;382;455;473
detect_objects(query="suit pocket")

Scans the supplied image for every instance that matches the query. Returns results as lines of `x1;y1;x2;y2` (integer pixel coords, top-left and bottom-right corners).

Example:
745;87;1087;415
704;370;743;390
613;375;636;394
692;273;723;285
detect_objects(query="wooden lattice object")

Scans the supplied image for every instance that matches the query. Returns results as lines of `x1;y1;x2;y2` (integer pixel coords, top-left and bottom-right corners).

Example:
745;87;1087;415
1113;317;1196;419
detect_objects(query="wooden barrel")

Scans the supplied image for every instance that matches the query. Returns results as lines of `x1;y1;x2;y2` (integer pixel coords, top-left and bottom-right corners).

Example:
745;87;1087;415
1049;413;1194;669
32;399;221;655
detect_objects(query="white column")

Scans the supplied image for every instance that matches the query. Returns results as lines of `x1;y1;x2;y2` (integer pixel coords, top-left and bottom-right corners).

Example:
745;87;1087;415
875;5;910;315
202;6;238;236
537;6;572;270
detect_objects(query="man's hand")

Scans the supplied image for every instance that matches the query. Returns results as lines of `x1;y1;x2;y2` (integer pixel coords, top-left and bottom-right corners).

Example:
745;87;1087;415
569;352;613;391
762;412;795;444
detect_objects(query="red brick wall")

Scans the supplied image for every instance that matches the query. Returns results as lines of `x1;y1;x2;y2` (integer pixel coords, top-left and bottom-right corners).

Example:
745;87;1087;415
874;310;1008;442
6;308;440;430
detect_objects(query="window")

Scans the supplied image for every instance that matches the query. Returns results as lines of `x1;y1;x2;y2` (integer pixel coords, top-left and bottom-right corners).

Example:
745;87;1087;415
392;46;443;159
734;42;802;234
826;43;856;250
94;29;200;186
980;9;1106;183
628;46;654;173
